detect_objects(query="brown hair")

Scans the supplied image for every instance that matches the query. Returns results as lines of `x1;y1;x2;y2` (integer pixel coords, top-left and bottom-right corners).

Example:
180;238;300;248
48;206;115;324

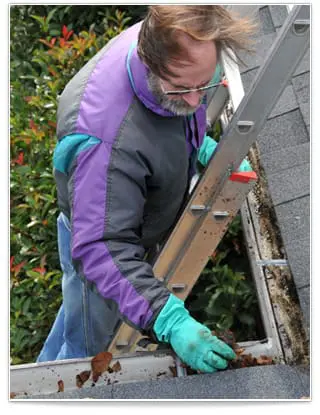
138;5;257;79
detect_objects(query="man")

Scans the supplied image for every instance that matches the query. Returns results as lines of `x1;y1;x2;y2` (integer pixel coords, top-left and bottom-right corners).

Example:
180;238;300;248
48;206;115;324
37;5;255;373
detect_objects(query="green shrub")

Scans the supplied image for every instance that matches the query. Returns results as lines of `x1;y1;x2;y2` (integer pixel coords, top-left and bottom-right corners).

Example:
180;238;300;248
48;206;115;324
10;269;62;365
10;9;131;364
10;5;138;89
186;214;261;341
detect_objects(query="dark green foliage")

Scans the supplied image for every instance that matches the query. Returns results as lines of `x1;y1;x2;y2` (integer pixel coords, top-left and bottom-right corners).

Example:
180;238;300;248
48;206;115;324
10;269;62;365
10;6;132;364
185;215;261;341
10;5;139;87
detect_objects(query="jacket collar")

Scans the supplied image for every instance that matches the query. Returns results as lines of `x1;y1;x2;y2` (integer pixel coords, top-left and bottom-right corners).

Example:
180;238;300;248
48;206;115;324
126;41;177;117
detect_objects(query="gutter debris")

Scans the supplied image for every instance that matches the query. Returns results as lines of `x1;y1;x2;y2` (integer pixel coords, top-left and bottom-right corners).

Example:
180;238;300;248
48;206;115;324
247;143;309;366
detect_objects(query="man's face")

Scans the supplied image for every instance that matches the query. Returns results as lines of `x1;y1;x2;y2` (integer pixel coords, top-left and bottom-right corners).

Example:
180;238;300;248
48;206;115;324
148;33;218;116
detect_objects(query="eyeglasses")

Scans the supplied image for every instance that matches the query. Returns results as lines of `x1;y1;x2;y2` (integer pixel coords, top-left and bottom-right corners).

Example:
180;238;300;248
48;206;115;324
161;79;228;96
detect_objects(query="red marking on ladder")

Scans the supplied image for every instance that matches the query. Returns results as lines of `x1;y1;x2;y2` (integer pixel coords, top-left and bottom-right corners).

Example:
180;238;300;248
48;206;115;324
229;171;257;183
221;79;229;88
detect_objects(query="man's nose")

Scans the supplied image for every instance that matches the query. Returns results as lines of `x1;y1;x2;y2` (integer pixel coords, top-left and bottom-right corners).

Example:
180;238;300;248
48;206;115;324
182;91;202;107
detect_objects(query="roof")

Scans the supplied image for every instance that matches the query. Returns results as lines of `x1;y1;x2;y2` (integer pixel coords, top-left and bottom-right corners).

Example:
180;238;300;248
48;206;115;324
24;364;310;400
238;4;310;336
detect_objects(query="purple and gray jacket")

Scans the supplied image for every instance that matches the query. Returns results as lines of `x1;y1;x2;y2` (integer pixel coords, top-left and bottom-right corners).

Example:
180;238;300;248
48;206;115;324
53;22;207;334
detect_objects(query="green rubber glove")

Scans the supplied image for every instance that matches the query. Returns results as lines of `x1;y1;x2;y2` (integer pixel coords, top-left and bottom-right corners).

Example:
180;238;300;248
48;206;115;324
153;294;236;373
198;135;252;172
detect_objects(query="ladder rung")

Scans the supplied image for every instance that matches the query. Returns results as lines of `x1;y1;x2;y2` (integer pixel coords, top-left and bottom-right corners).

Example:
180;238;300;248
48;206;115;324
293;19;310;34
237;120;255;134
169;283;187;293
256;259;288;266
190;205;210;214
115;340;130;348
212;211;229;219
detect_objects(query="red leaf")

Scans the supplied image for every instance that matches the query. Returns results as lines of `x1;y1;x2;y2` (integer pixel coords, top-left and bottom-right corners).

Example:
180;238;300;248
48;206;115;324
15;152;24;166
59;38;65;47
91;351;113;383
57;380;64;392
48;121;57;128
66;30;73;40
39;38;52;48
256;355;273;365
12;260;27;274
211;251;217;260
32;267;46;275
48;67;57;77
111;361;121;372
11;152;24;166
76;370;91;388
10;256;14;271
62;25;68;39
29;119;36;130
50;37;56;46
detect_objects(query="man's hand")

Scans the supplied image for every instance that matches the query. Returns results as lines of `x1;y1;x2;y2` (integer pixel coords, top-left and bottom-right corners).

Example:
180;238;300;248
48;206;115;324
153;294;236;373
170;317;236;373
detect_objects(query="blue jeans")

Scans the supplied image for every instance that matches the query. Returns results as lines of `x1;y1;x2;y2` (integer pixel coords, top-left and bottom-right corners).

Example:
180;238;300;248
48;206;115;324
36;213;121;362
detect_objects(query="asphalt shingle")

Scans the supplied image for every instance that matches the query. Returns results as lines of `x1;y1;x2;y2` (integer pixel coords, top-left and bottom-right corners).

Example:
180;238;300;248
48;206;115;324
292;72;310;107
269;85;300;119
258;5;276;35
23;365;310;400
281;236;310;290
299;102;310;131
265;163;310;206
239;32;277;72
269;5;289;28
296;285;311;337
257;109;309;154
240;69;299;118
274;196;310;242
112;377;179;399
240;68;258;93
260;142;309;174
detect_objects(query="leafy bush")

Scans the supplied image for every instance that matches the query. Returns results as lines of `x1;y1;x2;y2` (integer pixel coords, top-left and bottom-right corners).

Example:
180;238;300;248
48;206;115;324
10;5;145;92
10;8;132;364
186;215;261;341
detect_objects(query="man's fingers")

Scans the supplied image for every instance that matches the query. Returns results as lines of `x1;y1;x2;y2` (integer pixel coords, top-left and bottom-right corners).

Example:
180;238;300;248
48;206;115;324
205;350;228;370
194;359;218;374
209;336;237;360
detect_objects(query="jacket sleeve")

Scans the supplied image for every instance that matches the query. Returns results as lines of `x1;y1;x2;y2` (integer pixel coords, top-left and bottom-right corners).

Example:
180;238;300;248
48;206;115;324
198;135;253;171
65;136;171;333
